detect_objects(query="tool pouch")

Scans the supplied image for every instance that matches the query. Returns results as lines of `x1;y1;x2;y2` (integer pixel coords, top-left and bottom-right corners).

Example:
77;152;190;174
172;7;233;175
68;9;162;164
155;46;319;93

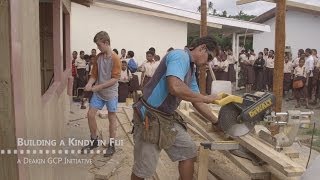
142;110;178;150
140;99;179;150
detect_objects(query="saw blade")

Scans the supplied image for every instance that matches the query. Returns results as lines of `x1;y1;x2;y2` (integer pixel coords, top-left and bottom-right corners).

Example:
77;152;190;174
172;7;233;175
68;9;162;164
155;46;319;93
218;103;254;137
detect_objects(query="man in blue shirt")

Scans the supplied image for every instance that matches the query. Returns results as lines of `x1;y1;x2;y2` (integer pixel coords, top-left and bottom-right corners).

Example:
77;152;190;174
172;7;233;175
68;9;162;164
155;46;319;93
131;36;221;180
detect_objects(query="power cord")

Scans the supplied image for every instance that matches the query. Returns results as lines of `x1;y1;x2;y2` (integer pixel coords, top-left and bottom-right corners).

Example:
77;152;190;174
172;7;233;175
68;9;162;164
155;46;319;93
306;122;316;168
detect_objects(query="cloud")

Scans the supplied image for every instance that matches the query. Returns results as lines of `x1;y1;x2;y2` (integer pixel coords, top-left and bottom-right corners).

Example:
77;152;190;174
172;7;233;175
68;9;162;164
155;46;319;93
150;0;320;15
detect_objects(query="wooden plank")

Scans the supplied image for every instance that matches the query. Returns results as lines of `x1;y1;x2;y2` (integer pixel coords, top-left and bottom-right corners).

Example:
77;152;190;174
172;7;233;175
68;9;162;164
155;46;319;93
0;1;19;179
189;112;212;132
282;147;300;159
238;135;305;176
224;153;270;179
197;146;210;180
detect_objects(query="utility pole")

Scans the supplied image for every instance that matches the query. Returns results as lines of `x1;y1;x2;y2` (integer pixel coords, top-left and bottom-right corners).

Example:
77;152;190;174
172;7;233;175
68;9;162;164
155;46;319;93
273;0;286;113
200;0;208;94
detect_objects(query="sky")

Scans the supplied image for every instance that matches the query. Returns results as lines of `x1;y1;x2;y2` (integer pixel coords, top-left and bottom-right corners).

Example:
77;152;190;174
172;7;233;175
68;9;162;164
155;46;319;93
150;0;320;16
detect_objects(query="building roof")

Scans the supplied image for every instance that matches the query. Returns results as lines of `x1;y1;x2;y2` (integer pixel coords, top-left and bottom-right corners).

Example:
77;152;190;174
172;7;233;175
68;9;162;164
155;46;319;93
96;0;270;33
252;1;320;23
72;0;93;7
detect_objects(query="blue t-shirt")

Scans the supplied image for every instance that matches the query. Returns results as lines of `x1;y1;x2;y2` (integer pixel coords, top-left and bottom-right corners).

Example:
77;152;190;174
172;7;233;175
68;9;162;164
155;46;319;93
134;49;199;118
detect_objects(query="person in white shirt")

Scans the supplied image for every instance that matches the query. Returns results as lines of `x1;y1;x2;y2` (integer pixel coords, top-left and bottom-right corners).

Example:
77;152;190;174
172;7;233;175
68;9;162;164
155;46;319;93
263;48;269;62
75;50;87;93
244;50;256;93
140;50;159;88
305;48;314;100
293;58;308;108
265;50;275;91
120;48;126;60
283;56;293;95
226;49;237;85
293;49;305;68
118;61;132;102
311;49;319;105
238;50;249;88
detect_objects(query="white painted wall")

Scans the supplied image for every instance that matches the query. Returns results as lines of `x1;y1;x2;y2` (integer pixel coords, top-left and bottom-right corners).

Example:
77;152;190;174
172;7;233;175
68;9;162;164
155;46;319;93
71;3;188;65
253;10;320;57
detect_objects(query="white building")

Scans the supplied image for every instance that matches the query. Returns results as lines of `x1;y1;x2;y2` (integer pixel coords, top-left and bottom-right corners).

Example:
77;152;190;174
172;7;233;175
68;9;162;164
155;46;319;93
71;0;270;65
252;2;320;57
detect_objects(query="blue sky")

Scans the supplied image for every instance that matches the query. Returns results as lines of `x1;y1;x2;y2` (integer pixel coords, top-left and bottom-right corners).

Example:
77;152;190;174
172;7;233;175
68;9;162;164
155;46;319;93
150;0;320;15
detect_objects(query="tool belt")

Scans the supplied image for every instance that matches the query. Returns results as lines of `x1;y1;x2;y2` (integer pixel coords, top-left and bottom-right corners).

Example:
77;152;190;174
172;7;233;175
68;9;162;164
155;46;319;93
135;98;186;150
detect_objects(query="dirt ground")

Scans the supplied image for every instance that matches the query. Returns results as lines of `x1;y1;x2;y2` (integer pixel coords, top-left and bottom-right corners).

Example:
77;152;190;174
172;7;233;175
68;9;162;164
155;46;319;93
62;89;320;179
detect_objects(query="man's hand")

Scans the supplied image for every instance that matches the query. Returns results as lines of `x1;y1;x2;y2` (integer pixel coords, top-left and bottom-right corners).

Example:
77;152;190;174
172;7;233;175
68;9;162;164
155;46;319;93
91;85;102;92
84;83;92;91
203;93;222;104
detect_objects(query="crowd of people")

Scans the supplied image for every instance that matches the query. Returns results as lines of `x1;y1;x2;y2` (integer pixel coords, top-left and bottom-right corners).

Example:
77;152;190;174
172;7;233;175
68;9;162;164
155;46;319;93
72;45;175;108
236;48;319;109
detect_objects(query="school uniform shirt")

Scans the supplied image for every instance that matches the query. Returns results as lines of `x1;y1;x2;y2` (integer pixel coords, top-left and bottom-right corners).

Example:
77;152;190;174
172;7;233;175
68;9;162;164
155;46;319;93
239;54;248;62
313;55;319;67
284;61;293;73
75;58;87;69
266;57;275;68
294;66;307;78
305;55;315;77
119;69;132;83
220;60;229;72
86;64;94;75
263;54;269;63
293;57;300;67
227;55;237;64
141;61;159;77
249;55;256;65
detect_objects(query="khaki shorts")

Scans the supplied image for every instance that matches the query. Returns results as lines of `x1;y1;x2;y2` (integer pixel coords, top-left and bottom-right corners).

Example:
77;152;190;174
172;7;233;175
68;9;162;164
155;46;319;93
132;113;197;179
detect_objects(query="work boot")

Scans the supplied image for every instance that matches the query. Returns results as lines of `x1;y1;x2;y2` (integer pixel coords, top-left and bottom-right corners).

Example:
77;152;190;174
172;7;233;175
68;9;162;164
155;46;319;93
81;137;98;153
104;144;115;157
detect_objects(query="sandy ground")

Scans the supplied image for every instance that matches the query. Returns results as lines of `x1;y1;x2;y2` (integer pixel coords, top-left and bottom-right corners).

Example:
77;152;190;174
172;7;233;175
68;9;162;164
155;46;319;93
59;89;320;180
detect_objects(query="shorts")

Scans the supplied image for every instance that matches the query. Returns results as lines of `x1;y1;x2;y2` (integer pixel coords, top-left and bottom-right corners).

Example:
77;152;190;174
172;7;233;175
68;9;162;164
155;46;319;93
132;113;197;178
89;93;118;112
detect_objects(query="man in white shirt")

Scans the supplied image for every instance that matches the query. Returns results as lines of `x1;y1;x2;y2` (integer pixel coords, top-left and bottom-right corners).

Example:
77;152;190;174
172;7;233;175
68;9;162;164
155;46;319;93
305;48;314;100
140;50;159;88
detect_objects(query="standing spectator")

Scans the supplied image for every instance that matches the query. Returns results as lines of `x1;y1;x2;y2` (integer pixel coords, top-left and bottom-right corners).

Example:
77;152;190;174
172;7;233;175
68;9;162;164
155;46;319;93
263;48;269;61
118;61;132;102
283;56;293;96
293;49;305;68
72;51;78;96
305;48;314;100
226;49;237;91
311;49;319;105
265;50;275;91
253;52;265;91
91;48;97;57
113;48;119;55
75;50;87;97
293;58;308;108
126;51;140;102
140;50;158;88
120;48;126;60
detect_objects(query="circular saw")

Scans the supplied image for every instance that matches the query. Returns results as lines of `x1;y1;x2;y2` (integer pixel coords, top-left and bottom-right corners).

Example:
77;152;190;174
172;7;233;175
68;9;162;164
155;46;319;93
214;93;276;137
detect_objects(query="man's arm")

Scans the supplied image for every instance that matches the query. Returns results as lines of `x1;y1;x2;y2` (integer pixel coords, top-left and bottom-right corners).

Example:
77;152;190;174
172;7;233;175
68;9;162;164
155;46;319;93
167;76;218;103
92;78;118;92
192;102;218;124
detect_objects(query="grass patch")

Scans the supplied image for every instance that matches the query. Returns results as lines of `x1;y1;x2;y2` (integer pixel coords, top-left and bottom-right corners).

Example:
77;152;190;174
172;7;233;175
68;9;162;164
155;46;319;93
305;128;320;136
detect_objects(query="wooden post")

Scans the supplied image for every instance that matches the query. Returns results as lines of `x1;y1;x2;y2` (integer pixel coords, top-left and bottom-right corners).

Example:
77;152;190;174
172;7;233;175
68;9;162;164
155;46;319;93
197;146;210;180
273;0;286;112
271;0;286;135
199;0;208;94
